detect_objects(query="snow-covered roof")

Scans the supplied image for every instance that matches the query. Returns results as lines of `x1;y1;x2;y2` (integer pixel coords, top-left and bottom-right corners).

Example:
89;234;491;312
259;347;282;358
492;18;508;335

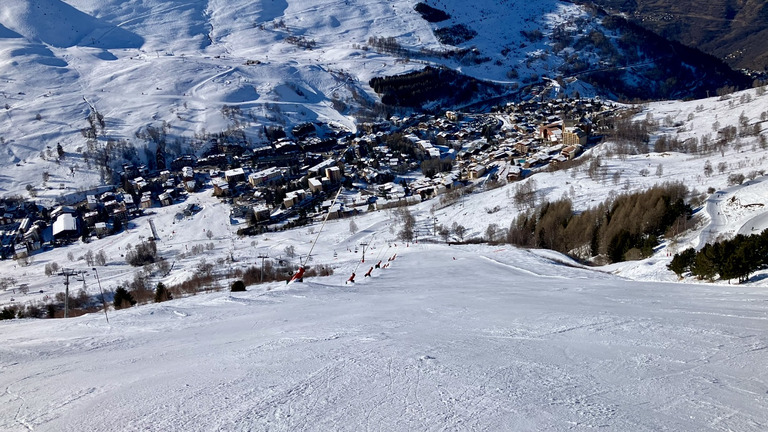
52;213;77;236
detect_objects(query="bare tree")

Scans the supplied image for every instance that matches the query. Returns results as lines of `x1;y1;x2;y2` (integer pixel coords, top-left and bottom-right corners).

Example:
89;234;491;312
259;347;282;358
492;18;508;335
452;222;467;241
394;208;415;242
44;262;60;276
84;250;95;266
95;250;107;266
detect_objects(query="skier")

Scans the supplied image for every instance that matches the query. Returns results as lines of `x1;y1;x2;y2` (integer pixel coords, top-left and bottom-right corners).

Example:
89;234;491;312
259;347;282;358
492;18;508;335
347;272;356;284
364;267;373;277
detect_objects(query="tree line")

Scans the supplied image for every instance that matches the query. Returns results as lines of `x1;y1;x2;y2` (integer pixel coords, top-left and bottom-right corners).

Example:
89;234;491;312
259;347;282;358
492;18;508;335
507;182;691;263
668;230;768;283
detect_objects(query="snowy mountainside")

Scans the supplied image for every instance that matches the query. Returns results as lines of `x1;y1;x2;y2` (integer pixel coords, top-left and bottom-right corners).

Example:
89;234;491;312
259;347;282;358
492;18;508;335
0;0;750;198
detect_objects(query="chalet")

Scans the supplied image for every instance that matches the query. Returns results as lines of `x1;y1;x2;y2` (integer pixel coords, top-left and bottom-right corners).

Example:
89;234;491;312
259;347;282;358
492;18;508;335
158;192;173;207
274;139;299;154
103;200;119;213
14;243;29;259
181;166;195;180
198;154;227;167
18;217;31;234
183;204;201;217
83;211;99;226
93;222;109;237
22;225;42;252
506;165;523;181
52;213;79;241
113;206;128;222
561;145;583;160
184;180;197;192
133;177;149;193
445;111;461;121
102;191;117;201
172;155;198;170
140;193;153;209
212;179;230;197
51;205;76;220
468;164;487;180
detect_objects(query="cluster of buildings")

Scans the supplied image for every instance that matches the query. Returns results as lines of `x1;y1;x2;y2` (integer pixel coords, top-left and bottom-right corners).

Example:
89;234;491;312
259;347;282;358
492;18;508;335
0;98;616;260
0;187;145;261
342;97;612;202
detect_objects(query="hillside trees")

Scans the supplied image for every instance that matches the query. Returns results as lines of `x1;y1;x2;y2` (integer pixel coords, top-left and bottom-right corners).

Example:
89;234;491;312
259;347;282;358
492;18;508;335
670;230;768;283
154;282;172;302
113;287;136;309
125;240;158;266
507;182;691;263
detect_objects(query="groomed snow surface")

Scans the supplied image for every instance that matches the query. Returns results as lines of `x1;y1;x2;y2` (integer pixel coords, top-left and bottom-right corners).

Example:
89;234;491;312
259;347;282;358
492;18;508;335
2;242;767;431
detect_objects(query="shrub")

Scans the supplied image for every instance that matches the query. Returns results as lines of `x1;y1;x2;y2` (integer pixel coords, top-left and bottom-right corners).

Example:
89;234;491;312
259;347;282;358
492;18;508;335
125;240;158;266
154;282;172;302
113;287;136;309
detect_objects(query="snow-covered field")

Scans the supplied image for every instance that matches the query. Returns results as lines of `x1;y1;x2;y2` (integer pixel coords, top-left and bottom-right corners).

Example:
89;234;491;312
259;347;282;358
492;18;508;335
2;1;768;428
2;243;767;431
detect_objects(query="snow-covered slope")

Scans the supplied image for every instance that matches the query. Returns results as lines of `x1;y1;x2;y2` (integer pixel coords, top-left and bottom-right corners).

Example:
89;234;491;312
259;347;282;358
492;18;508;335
0;0;749;198
2;243;767;431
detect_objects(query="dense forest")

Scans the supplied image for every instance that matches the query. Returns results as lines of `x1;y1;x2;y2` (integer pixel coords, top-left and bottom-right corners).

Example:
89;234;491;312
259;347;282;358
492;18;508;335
369;66;505;109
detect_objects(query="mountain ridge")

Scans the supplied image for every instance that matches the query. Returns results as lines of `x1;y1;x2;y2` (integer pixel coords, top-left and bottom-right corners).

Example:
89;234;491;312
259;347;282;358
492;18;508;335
583;0;768;72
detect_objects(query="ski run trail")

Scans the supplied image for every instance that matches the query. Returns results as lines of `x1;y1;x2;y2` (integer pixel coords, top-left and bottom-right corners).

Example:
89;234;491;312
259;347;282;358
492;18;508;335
2;243;767;431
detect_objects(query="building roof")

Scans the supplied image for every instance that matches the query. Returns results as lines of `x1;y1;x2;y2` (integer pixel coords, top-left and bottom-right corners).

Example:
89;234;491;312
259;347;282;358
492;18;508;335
52;213;77;237
224;167;245;178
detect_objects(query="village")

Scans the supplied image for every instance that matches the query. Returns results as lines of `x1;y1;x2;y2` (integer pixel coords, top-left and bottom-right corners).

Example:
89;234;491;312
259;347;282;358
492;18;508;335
0;97;617;262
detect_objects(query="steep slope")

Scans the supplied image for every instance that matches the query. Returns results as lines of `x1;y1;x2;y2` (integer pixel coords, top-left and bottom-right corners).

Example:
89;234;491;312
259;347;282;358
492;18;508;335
0;0;143;48
585;0;768;72
0;0;753;199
